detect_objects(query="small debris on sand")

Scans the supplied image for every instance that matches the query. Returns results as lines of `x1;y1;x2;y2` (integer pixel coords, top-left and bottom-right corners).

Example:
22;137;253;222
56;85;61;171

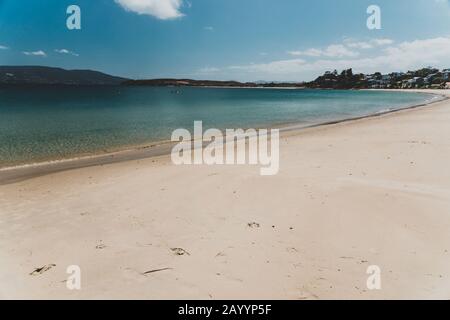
247;222;260;228
30;264;56;276
142;268;172;276
171;248;190;256
215;252;226;258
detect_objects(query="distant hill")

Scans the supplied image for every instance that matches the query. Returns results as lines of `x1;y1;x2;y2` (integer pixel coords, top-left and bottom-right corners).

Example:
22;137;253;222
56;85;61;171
123;78;304;88
0;66;128;85
0;66;306;88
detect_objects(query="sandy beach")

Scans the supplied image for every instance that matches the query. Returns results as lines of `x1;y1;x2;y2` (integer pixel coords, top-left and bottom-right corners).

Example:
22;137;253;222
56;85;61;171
1;89;450;300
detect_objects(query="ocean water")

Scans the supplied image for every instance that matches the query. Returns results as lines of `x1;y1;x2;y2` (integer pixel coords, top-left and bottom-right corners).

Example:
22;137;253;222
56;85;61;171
0;86;437;166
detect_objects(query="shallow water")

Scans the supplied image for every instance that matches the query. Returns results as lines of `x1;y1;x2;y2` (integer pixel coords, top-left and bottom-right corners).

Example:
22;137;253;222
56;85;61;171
0;86;436;166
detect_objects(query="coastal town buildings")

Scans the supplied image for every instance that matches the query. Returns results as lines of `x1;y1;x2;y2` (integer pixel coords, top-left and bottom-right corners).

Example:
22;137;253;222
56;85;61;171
309;67;450;89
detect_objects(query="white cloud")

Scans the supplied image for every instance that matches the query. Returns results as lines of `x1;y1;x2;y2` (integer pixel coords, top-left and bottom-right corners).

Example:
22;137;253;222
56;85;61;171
372;38;394;46
23;50;47;57
223;36;450;81
198;67;220;74
343;38;394;49
55;49;79;56
288;44;359;58
230;59;306;74
115;0;184;20
379;37;450;69
324;45;359;58
0;45;9;50
345;41;373;49
288;48;323;57
435;0;450;11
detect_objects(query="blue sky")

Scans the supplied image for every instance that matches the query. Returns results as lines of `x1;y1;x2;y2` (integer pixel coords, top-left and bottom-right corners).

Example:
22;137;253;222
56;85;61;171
0;0;449;81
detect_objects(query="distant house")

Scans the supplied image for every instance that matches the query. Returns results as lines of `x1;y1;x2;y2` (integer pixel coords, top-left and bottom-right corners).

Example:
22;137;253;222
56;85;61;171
443;71;450;81
400;80;407;88
367;78;377;87
414;77;424;85
424;73;437;84
373;75;390;87
402;77;424;88
391;72;404;79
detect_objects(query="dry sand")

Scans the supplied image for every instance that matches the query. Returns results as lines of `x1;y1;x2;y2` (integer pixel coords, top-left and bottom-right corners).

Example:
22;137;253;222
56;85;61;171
1;90;450;300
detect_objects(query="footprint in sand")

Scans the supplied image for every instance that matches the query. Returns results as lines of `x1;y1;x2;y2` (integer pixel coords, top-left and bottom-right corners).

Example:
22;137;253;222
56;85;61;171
170;248;190;256
247;222;260;228
96;242;107;250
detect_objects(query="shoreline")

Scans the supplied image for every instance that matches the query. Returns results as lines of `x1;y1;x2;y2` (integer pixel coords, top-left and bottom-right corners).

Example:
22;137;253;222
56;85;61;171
0;90;446;185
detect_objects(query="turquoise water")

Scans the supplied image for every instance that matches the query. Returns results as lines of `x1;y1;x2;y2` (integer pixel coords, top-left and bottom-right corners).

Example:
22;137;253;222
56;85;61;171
0;86;436;166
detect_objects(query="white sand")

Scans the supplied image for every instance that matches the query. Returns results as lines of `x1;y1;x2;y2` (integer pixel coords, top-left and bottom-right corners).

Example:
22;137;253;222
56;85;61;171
1;90;450;300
